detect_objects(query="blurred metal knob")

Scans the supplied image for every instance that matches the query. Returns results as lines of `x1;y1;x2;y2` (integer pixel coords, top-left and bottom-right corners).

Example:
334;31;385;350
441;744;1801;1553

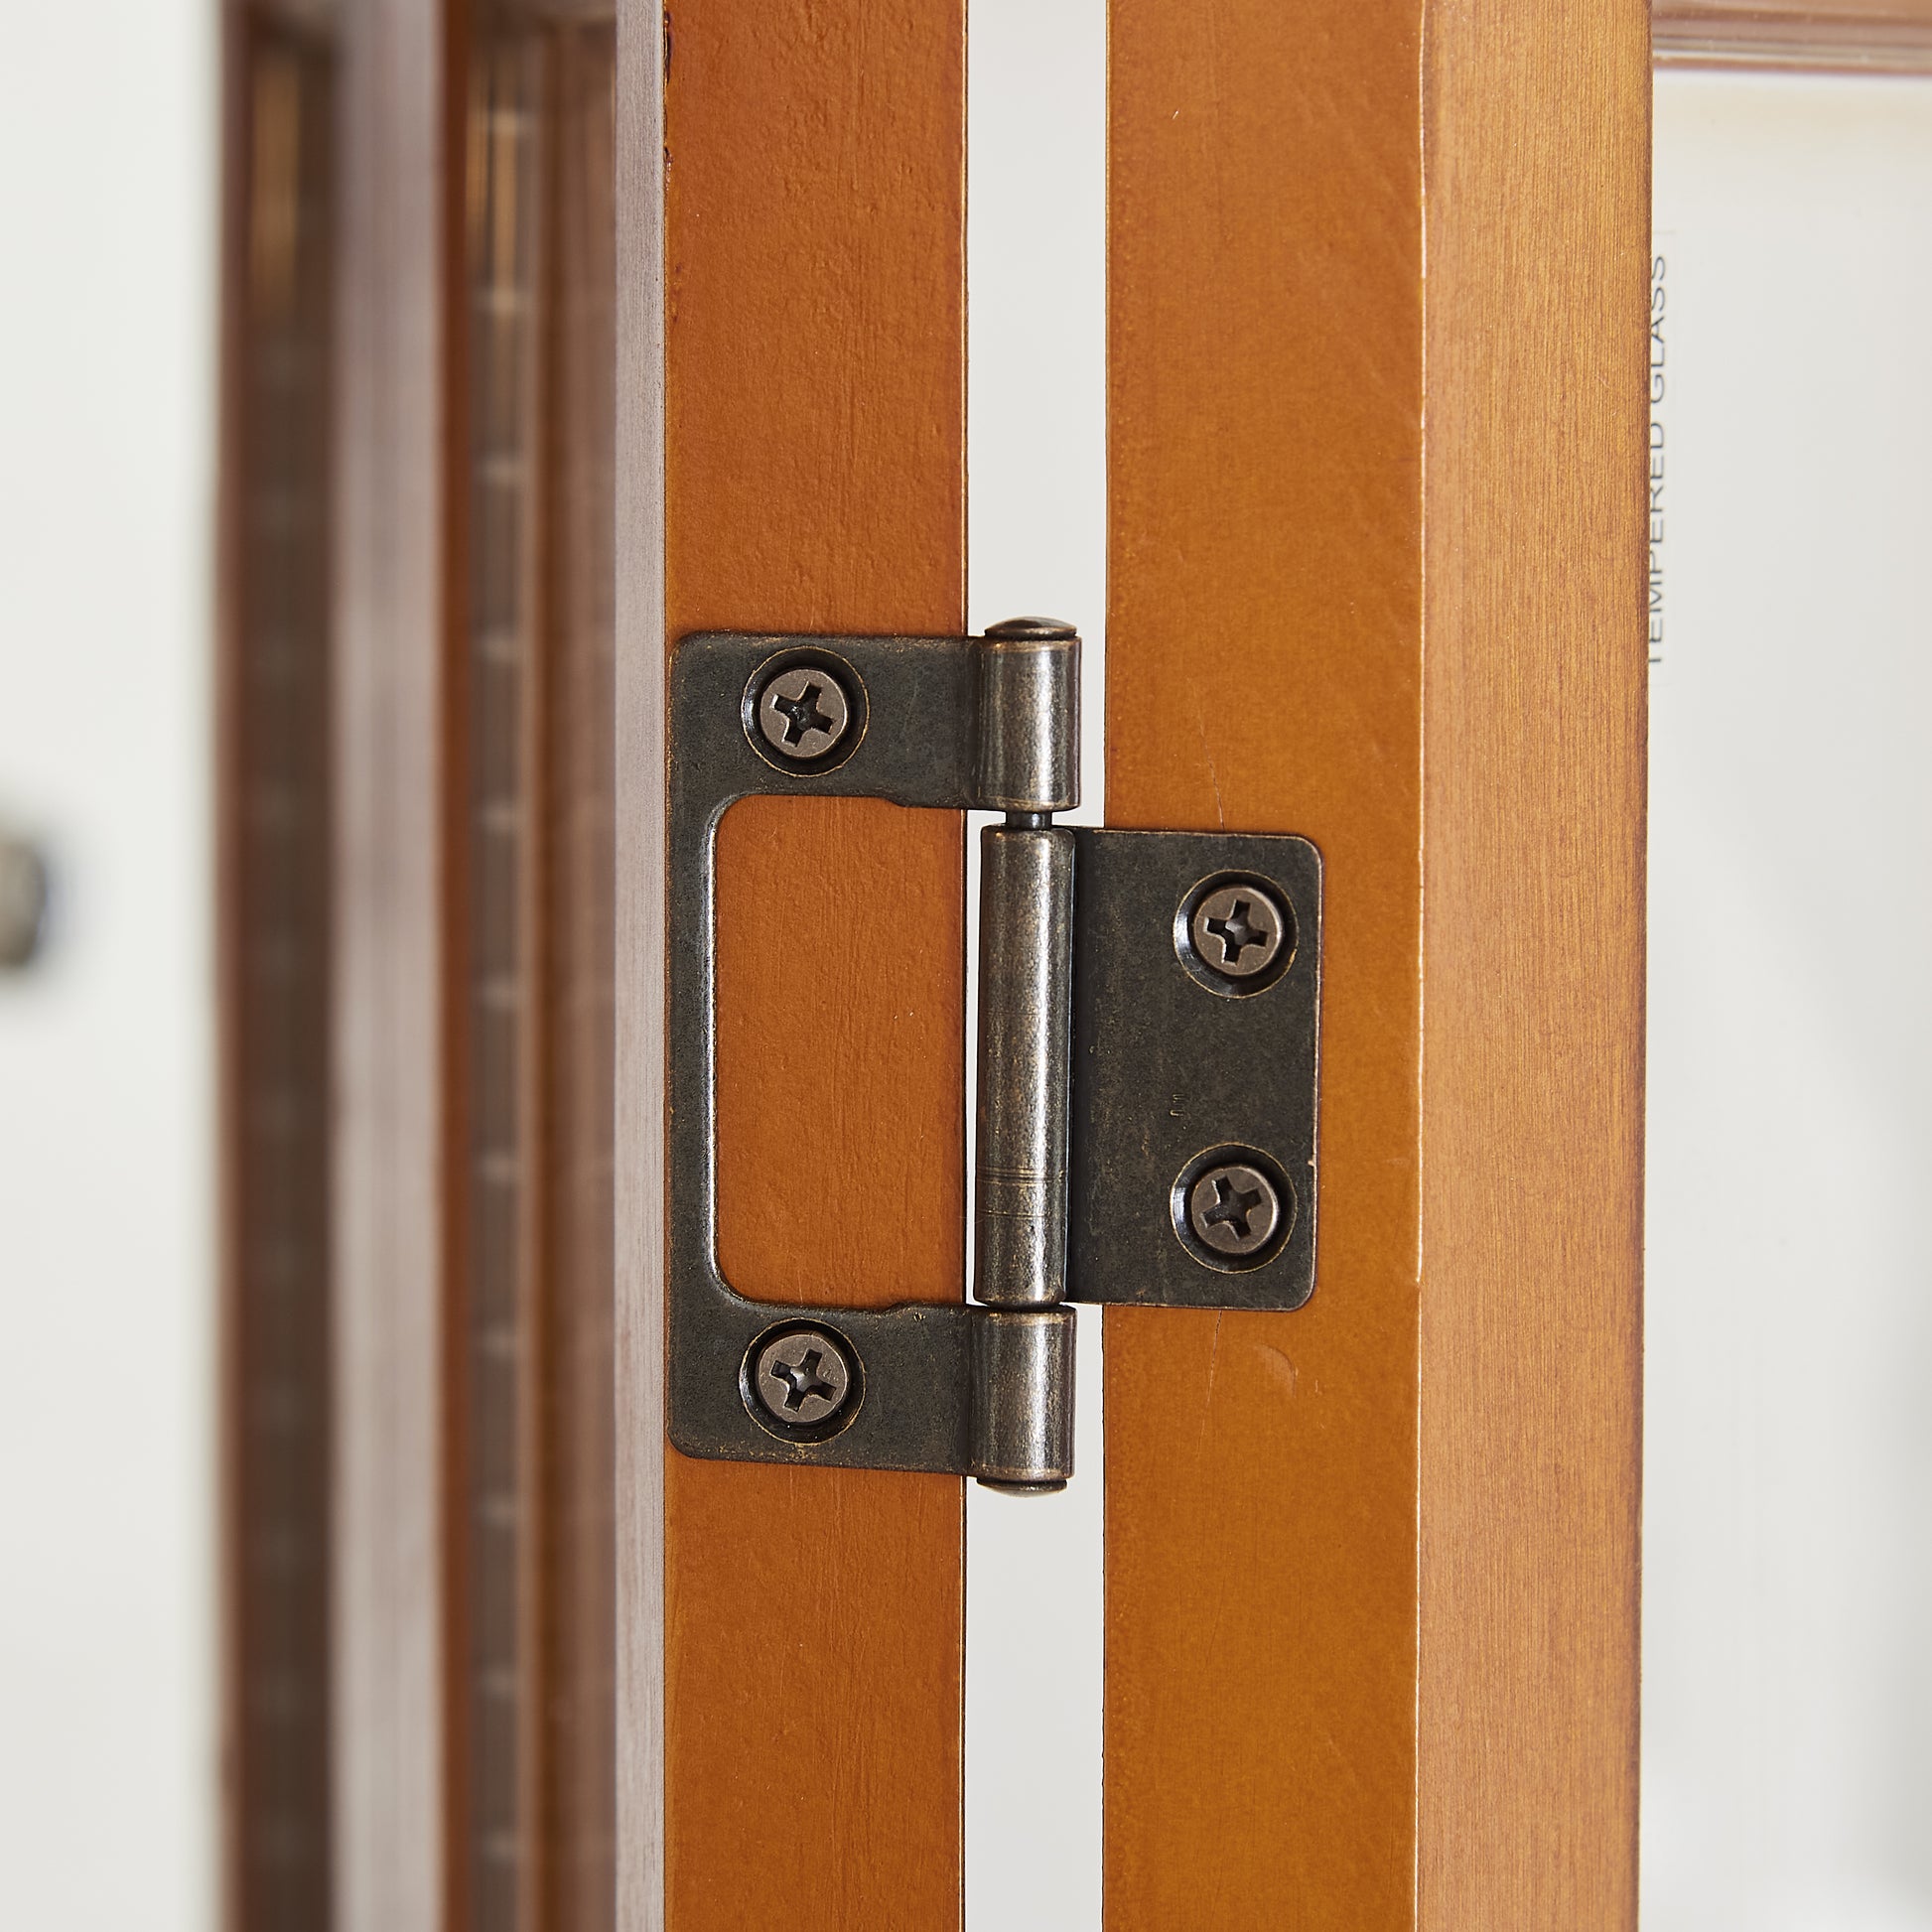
0;831;49;969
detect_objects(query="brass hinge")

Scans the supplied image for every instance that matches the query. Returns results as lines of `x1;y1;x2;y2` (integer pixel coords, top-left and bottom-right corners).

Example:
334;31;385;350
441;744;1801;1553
665;622;1321;1488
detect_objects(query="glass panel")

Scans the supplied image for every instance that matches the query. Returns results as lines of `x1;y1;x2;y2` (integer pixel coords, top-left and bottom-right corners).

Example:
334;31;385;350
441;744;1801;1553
1647;68;1932;1929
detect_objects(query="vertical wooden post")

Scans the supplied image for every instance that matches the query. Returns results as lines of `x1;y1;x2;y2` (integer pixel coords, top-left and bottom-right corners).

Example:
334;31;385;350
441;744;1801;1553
618;0;970;1926
1417;8;1649;1921
1104;2;1647;1924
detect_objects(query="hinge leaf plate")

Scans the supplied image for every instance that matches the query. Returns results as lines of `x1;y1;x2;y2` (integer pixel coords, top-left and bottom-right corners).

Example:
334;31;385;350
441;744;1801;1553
1068;828;1321;1311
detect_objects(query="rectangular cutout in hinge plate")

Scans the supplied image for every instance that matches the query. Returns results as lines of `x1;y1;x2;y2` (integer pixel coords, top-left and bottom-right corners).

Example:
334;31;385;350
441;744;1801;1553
664;627;1321;1486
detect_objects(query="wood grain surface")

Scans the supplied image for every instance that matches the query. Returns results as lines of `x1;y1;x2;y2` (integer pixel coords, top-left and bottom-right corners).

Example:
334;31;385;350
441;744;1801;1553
1104;2;1646;1925
653;1;968;1927
1419;6;1649;1923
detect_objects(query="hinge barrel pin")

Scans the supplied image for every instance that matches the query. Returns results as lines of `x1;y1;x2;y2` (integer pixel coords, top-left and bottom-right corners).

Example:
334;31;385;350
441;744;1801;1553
976;618;1080;812
975;826;1075;1308
969;621;1082;1490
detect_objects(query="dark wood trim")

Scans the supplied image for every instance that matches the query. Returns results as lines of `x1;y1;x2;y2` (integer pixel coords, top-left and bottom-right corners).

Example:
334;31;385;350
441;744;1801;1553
448;17;620;1927
218;13;341;1927
226;5;621;1928
534;28;619;1930
1655;0;1932;70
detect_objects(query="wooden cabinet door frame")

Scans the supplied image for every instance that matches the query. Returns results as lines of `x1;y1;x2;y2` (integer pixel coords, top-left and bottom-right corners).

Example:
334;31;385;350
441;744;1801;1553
616;2;1647;1929
617;3;968;1925
222;1;1646;1927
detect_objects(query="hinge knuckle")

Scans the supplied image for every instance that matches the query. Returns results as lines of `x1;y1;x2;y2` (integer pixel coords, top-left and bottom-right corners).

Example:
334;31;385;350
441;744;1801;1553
975;621;1080;812
969;1308;1076;1490
975;827;1074;1309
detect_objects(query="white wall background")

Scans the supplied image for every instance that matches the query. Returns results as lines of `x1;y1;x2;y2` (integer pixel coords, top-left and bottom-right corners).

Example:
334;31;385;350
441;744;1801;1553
0;6;218;1929
1646;69;1932;1932
964;2;1107;1926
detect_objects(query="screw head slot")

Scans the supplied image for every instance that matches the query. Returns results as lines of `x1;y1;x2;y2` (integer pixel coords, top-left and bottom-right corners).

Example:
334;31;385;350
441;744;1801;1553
744;1320;864;1442
1174;873;1294;996
1171;1146;1295;1273
744;649;865;774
